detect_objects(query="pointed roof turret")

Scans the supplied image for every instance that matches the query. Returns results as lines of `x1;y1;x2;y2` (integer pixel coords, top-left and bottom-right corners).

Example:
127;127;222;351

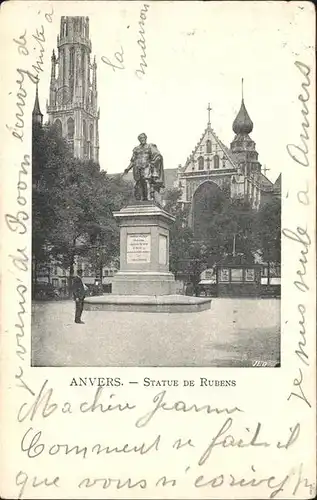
92;56;97;80
32;82;43;125
232;78;253;135
273;173;281;194
50;50;57;79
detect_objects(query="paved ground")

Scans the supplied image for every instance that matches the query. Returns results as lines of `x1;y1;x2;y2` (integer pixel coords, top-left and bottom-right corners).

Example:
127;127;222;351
31;298;280;367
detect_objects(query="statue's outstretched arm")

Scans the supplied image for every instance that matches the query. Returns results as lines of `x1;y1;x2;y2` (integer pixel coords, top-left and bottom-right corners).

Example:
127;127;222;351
124;162;133;174
124;152;135;174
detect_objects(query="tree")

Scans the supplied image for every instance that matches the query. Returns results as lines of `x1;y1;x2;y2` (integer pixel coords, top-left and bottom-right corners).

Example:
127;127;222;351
191;181;259;266
32;123;134;292
165;189;281;290
85;172;134;280
164;188;194;278
164;188;212;294
191;198;257;272
32;122;73;282
164;188;262;293
256;197;281;283
46;160;134;290
204;198;258;263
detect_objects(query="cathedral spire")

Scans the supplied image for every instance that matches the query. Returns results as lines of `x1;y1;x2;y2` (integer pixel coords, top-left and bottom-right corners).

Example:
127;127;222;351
232;79;253;135
32;82;43;126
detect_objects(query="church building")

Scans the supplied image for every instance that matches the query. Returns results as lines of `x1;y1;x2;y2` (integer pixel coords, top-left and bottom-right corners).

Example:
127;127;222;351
176;86;280;222
46;16;100;162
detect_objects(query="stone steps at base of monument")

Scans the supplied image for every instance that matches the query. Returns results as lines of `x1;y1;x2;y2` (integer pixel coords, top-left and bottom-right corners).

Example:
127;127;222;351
84;294;212;313
112;273;176;296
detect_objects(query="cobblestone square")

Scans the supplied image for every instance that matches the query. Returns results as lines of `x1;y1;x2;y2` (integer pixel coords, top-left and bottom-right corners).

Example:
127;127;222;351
32;298;280;367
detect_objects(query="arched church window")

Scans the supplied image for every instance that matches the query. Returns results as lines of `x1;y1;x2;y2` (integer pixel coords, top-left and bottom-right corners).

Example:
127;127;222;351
206;140;211;154
222;158;226;168
67;118;74;138
214;154;219;169
207;158;210;169
198;156;204;170
54;119;62;136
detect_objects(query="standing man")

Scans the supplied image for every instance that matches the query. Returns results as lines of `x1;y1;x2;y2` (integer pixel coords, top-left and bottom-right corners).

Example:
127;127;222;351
72;269;86;324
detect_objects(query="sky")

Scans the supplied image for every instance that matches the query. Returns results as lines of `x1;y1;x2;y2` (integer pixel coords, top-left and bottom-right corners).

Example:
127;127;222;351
31;1;314;182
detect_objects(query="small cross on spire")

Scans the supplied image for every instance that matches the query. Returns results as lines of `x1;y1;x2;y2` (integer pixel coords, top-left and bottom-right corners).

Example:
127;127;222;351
241;78;244;101
207;103;212;125
263;165;271;176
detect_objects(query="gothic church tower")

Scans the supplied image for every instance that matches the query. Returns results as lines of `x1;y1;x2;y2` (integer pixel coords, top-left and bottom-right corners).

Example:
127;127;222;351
47;16;99;163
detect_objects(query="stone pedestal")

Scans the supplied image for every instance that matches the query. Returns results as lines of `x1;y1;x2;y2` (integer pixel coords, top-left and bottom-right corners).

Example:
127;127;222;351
112;202;176;295
84;201;212;312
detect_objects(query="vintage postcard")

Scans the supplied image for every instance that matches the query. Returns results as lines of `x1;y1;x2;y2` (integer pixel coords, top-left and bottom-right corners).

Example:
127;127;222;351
0;1;316;498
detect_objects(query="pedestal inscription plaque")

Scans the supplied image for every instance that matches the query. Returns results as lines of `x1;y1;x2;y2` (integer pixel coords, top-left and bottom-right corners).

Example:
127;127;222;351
127;233;151;263
111;203;176;295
